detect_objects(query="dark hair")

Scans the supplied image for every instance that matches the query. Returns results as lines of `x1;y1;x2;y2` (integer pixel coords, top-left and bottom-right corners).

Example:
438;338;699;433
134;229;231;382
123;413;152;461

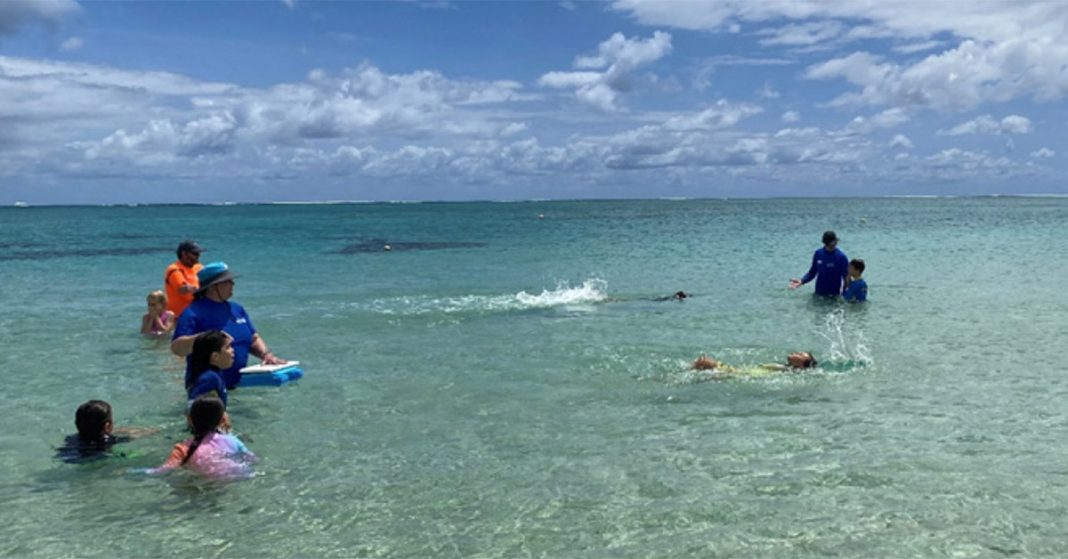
850;258;865;274
187;331;229;389
182;395;226;465
822;231;838;245
75;400;112;440
176;240;201;259
803;353;818;369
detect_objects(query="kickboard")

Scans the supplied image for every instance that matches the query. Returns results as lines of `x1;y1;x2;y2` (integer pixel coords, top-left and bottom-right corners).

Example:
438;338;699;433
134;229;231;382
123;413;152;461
238;365;304;387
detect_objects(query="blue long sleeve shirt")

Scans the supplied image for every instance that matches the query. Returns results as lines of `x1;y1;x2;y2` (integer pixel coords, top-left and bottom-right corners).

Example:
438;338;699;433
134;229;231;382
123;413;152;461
842;278;868;302
800;247;849;296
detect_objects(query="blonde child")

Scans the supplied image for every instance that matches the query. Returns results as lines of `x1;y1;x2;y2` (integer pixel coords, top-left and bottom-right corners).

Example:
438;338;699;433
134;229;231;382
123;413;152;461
141;290;176;336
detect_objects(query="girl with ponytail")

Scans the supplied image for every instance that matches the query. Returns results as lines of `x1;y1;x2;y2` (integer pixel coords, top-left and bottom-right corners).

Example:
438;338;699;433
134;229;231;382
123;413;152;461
146;396;257;480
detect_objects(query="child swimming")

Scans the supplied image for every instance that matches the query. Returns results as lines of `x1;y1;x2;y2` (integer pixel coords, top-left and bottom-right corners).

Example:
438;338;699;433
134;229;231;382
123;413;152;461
186;330;233;408
691;351;818;378
141;290;176;336
56;400;153;463
146;395;256;480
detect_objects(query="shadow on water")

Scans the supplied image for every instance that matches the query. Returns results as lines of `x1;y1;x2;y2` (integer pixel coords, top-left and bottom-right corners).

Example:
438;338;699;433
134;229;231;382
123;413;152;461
333;238;486;254
0;247;171;262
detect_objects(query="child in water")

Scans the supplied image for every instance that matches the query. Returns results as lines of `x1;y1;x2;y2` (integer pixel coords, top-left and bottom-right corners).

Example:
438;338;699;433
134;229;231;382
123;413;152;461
186;330;233;408
141;290;176;336
146;395;256;480
691;351;818;378
56;400;153;463
841;259;868;302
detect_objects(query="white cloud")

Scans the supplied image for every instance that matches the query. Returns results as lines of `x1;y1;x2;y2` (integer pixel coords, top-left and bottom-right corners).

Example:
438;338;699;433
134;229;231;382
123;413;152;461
757;83;779;98
1030;147;1055;158
758;21;844;47
538;31;672;111
844;107;910;134
615;0;1068;110
59;36;83;52
662;100;763;131
0;0;79;35
891;40;946;54
889;134;913;149
940;114;1032;135
781;110;800;123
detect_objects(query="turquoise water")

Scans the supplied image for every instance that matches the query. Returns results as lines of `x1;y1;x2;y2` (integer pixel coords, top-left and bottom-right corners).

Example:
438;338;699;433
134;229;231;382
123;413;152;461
3;198;1068;557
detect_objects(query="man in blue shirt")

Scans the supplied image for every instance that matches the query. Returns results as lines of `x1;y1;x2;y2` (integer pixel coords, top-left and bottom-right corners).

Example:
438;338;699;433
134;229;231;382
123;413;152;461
790;231;849;296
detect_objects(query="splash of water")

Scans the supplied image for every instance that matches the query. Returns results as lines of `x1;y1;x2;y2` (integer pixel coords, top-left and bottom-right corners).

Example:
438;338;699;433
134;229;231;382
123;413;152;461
816;308;872;365
370;278;609;315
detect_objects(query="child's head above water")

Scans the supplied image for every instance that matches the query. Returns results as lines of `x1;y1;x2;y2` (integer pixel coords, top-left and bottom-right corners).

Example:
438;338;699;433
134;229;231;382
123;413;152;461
75;400;113;441
786;351;818;369
188;331;235;381
146;290;167;313
188;395;226;436
849;259;865;278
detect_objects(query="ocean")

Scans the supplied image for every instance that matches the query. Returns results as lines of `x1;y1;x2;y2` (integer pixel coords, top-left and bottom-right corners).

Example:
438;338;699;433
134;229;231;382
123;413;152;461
2;197;1068;557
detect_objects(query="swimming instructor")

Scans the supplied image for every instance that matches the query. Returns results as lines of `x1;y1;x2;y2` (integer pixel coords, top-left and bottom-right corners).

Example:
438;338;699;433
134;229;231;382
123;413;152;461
171;262;286;389
789;231;849;296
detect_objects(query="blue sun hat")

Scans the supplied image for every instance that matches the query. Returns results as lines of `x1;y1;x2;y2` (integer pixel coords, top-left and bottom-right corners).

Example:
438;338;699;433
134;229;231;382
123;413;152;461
196;261;236;295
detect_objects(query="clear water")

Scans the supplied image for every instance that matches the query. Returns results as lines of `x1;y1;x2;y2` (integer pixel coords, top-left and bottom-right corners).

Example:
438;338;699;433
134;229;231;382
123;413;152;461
3;198;1068;558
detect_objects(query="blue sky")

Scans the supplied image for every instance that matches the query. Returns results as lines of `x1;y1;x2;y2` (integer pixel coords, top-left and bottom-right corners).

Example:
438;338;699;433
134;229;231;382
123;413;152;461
1;0;1066;204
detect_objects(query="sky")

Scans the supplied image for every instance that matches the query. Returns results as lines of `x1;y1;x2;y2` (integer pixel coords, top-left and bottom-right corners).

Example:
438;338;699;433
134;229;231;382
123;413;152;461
1;0;1067;204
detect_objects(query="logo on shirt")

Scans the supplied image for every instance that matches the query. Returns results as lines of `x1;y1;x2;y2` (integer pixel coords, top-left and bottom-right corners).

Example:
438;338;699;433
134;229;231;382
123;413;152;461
235;318;248;324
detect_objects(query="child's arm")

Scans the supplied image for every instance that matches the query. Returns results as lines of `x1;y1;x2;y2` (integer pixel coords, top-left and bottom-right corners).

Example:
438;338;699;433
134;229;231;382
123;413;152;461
144;442;188;474
161;311;176;331
154;311;175;333
140;314;155;334
113;426;161;439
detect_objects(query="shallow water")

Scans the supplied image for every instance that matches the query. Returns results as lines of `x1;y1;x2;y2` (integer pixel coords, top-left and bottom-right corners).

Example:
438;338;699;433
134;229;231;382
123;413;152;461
3;198;1068;557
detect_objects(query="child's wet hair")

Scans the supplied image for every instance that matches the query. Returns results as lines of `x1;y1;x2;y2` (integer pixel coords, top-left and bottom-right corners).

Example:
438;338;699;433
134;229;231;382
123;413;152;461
804;352;818;368
146;290;167;306
187;331;229;389
182;395;226;465
849;259;865;274
75;400;112;440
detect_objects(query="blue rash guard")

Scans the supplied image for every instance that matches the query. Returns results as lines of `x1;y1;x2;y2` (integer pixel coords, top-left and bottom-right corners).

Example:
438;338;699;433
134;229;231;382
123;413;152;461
842;278;868;302
800;247;849;296
187;369;229;408
174;298;257;389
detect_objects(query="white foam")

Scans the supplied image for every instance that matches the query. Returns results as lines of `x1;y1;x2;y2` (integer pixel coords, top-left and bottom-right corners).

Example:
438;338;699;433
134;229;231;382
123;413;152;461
368;278;609;316
817;309;872;364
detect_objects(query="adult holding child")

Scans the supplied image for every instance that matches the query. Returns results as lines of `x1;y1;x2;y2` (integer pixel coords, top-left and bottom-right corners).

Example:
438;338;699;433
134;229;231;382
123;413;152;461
171;262;286;390
164;240;204;318
789;230;849;297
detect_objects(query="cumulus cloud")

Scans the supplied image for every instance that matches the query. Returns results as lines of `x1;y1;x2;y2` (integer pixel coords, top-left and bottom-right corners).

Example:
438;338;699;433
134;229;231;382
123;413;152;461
662;100;763;131
844;107;910;134
538;31;672;111
614;0;1068;110
781;111;800;123
0;0;79;36
1030;147;1055;158
889;134;913;149
940;115;1031;135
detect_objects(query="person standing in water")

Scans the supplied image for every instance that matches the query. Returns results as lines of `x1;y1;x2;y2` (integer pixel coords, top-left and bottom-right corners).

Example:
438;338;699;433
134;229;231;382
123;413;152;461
164;240;204;318
789;231;849;296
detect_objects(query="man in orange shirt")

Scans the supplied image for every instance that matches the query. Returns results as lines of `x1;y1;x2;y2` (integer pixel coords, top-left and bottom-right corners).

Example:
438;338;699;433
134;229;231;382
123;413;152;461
164;240;204;318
